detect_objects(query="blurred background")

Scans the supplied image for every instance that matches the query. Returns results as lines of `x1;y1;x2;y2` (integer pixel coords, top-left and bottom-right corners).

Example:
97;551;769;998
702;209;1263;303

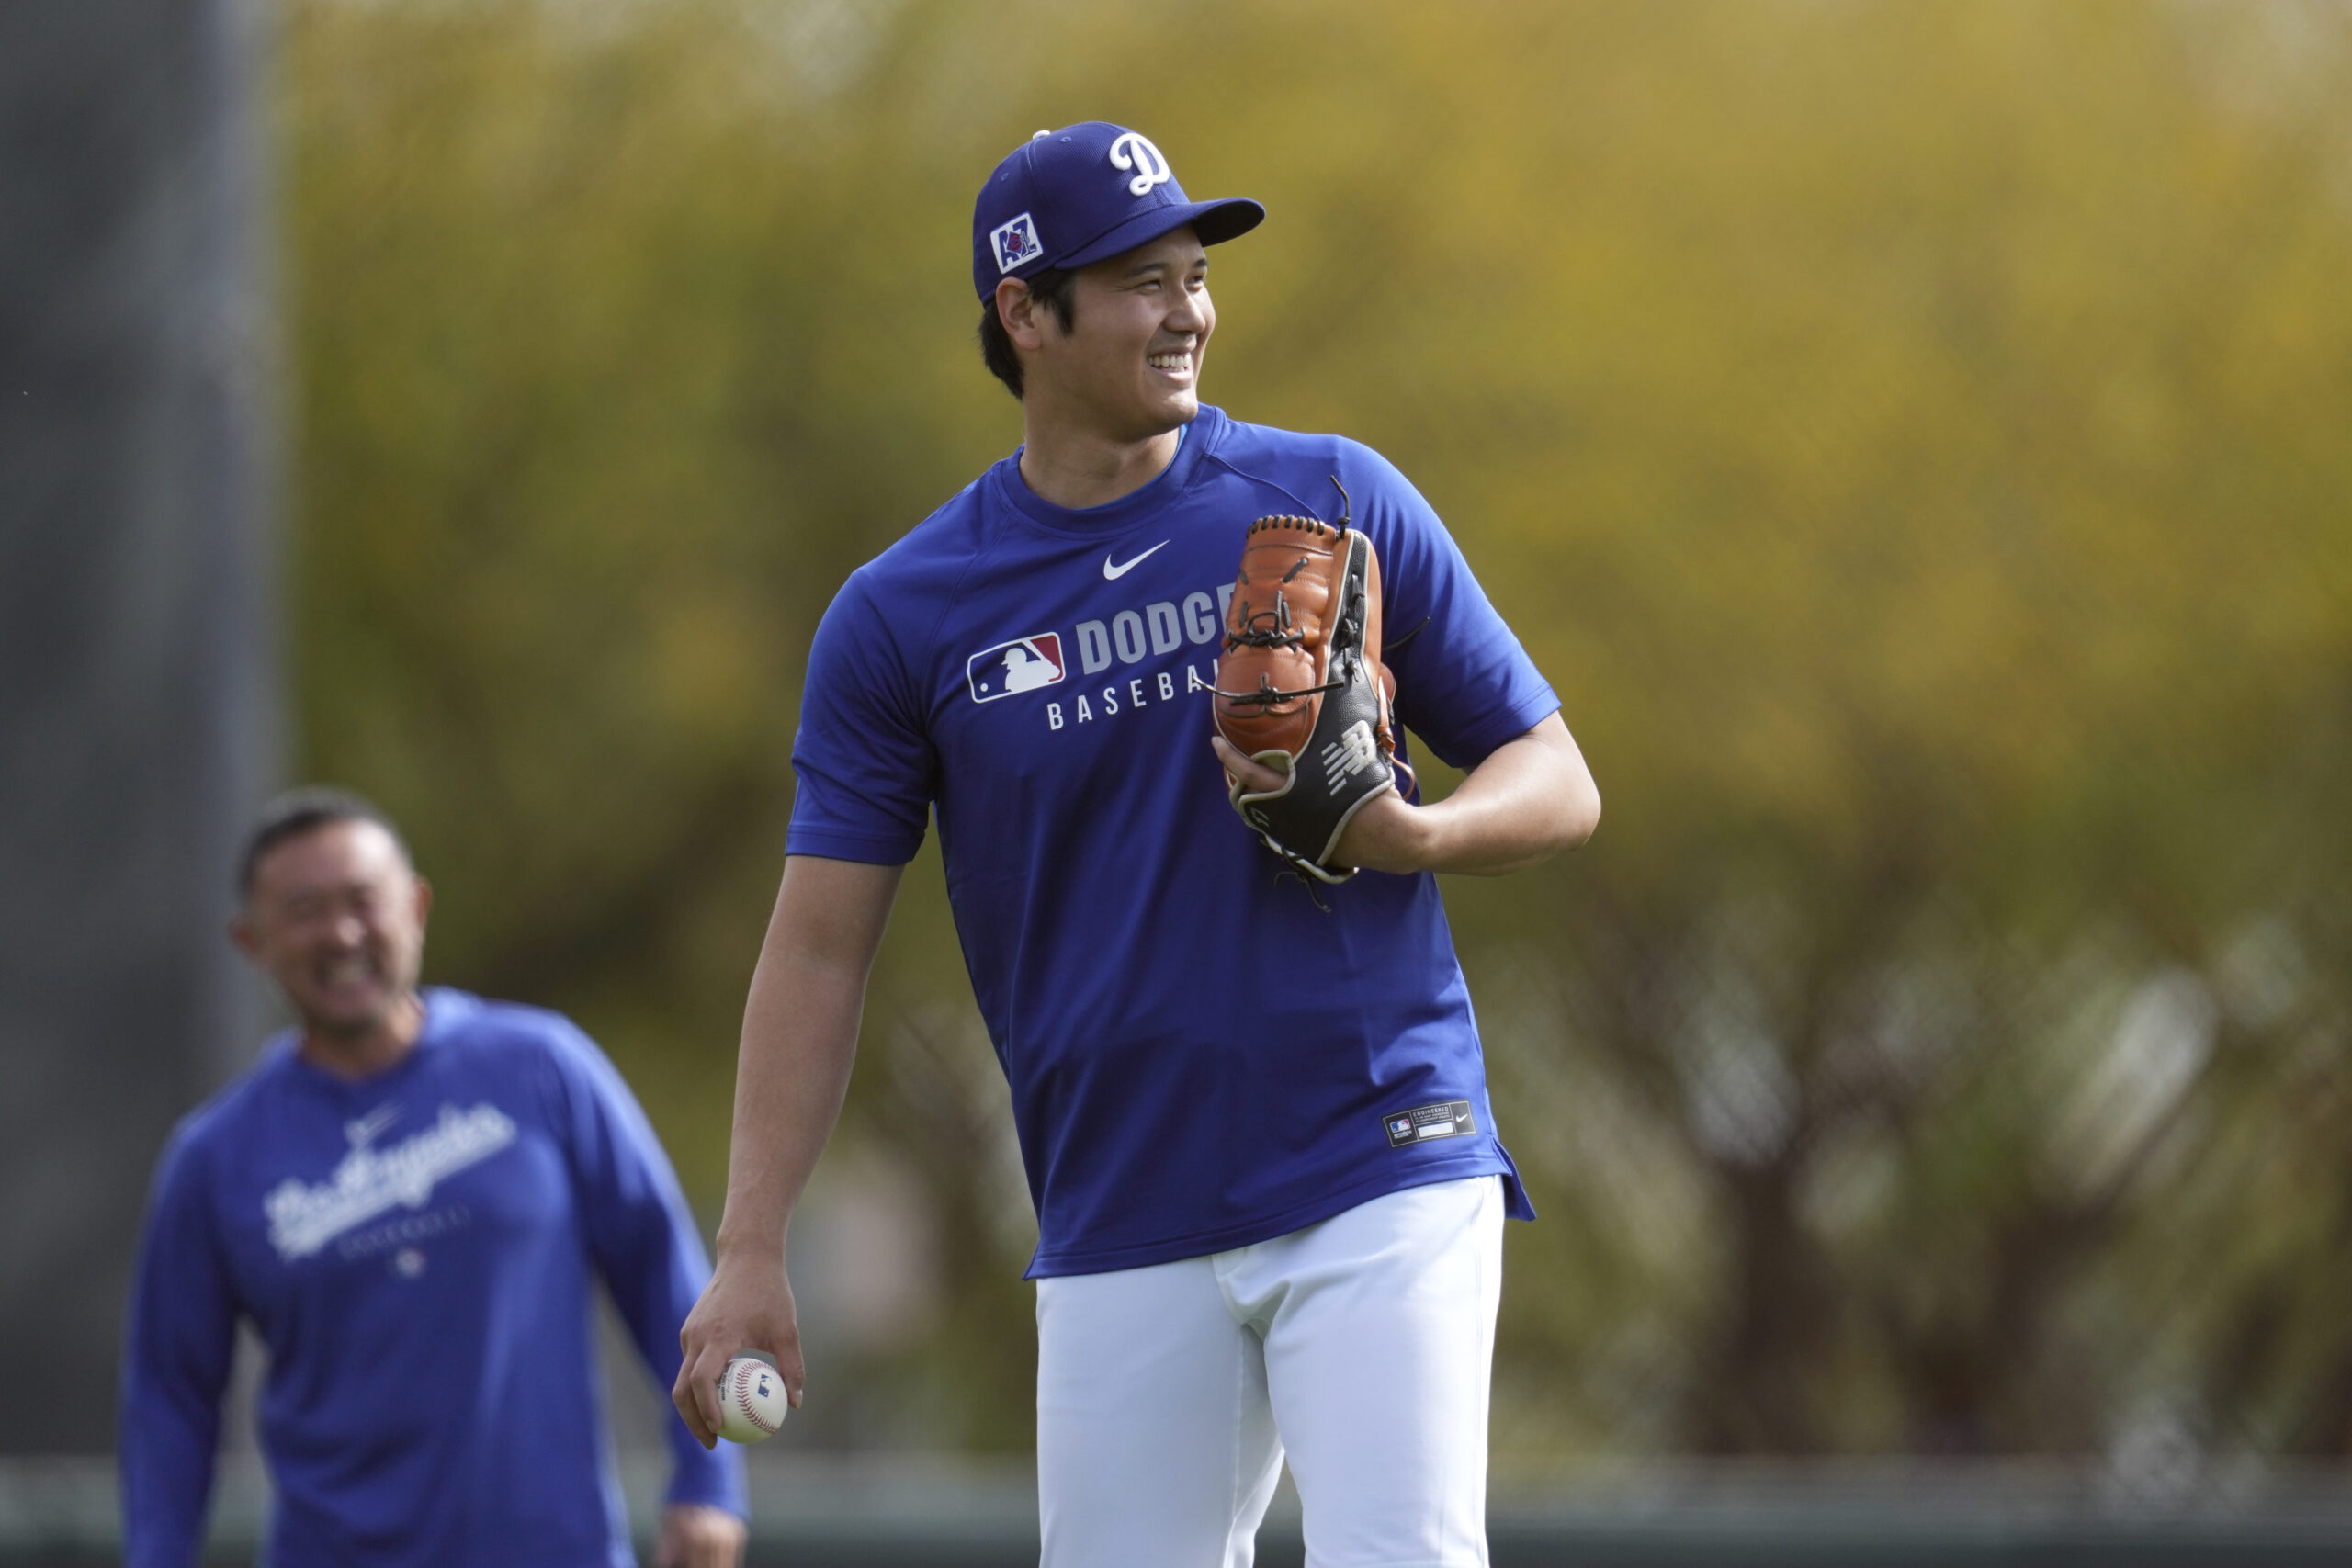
6;0;2352;1561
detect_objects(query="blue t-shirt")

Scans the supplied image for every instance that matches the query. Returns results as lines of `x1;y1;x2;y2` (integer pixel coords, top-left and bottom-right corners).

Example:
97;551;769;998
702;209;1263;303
119;989;744;1568
789;406;1558;1277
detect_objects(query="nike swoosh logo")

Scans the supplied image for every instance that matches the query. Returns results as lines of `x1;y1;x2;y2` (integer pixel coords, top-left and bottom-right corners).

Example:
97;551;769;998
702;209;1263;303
1103;541;1170;580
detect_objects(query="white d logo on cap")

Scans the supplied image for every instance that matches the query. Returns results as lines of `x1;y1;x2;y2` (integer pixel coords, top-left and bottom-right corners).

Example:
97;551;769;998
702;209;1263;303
1108;132;1172;197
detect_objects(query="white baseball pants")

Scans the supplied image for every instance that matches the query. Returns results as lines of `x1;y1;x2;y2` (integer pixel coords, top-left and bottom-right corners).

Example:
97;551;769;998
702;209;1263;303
1035;1175;1504;1568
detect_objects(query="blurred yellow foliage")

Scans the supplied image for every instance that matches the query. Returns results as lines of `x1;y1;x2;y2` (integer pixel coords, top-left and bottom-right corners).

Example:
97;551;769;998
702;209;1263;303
286;0;2352;1456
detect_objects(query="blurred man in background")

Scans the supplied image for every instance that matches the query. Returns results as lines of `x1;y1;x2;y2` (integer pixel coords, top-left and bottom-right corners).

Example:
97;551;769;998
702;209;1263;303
119;789;745;1567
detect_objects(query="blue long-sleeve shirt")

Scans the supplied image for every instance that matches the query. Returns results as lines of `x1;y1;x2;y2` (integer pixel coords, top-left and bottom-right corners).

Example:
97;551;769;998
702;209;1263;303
119;988;745;1567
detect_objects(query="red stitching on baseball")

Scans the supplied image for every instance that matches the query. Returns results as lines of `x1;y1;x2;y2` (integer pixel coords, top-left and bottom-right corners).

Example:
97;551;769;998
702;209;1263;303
730;1364;779;1435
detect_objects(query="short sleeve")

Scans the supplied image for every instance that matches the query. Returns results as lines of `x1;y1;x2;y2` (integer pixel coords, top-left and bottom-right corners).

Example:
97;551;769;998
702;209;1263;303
1354;446;1560;770
786;572;938;863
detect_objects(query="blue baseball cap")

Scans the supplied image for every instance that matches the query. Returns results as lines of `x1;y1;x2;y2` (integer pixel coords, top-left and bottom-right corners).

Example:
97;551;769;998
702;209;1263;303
972;122;1264;300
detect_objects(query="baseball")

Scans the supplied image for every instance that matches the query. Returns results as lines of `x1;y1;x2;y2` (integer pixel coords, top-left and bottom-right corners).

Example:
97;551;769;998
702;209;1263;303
716;1355;786;1444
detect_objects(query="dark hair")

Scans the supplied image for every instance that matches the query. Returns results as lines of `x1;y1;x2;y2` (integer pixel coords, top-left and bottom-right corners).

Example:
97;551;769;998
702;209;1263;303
237;786;413;900
977;266;1077;399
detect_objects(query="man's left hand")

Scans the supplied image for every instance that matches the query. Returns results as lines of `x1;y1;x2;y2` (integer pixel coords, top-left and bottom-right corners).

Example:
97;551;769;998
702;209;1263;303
657;1503;747;1568
1211;735;1429;873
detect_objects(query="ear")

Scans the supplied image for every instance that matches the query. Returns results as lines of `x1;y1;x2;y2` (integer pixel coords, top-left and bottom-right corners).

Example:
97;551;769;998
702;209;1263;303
995;277;1050;353
412;875;435;927
228;914;263;963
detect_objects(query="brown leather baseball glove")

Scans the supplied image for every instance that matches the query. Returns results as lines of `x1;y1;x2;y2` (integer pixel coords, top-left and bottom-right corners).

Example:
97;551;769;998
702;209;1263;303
1213;491;1408;884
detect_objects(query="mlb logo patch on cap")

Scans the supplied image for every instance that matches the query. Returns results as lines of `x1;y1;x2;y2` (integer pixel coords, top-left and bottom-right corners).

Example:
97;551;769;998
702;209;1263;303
967;633;1066;702
992;212;1044;275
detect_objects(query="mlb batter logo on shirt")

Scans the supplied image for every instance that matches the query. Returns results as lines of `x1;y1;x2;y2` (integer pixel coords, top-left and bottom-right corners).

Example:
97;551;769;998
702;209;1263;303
967;632;1067;702
992;211;1044;274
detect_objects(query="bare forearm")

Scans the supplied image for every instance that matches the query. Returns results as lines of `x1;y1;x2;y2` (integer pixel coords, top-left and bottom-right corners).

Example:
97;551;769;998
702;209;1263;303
710;859;899;1262
1350;712;1600;876
674;856;899;1442
709;955;859;1259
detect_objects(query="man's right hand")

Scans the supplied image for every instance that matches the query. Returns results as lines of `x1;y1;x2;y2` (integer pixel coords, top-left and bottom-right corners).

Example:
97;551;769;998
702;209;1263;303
673;1251;803;1449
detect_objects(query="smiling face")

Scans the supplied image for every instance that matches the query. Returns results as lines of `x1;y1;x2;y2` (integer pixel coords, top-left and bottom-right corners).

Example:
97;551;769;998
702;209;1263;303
233;818;431;1044
1029;225;1215;441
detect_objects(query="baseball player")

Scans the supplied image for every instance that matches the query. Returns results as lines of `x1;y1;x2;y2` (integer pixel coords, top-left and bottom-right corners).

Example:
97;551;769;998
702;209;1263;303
121;790;746;1568
674;123;1600;1566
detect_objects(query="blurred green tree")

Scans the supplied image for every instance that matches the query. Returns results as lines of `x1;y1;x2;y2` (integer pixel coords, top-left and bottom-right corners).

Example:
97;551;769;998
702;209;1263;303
285;0;2352;1459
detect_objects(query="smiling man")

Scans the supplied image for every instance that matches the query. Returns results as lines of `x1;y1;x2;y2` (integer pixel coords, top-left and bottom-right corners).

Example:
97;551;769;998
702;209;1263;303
120;790;746;1568
674;123;1601;1566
